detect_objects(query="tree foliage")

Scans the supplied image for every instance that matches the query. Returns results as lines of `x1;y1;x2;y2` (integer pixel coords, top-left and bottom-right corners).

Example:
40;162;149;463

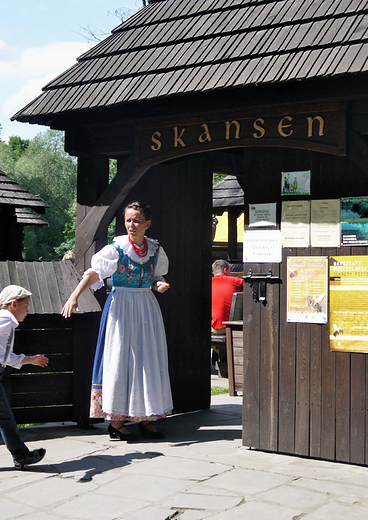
213;173;226;184
0;129;77;260
8;136;30;159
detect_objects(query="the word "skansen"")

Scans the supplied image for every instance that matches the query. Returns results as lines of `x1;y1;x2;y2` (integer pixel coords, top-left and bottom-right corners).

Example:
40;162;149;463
150;116;325;151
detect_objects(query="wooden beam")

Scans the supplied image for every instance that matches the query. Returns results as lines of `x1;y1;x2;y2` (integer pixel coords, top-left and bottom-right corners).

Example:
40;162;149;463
75;155;149;266
347;128;368;174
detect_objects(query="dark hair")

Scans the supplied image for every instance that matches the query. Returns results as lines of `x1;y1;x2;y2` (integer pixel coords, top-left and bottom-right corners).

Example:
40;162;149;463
124;201;152;221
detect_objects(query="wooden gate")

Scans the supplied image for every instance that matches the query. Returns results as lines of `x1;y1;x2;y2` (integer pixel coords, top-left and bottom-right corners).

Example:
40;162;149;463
242;147;368;465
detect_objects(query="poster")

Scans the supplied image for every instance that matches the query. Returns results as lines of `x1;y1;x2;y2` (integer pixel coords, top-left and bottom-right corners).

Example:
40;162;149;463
341;196;368;246
310;199;340;247
281;200;310;247
249;203;277;227
243;230;282;263
281;170;311;196
287;256;328;323
330;255;368;352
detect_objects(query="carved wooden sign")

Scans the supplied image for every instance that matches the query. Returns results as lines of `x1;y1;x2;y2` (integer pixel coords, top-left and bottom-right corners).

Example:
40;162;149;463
134;102;346;167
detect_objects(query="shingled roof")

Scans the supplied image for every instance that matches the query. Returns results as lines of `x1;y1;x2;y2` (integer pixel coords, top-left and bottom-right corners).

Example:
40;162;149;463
15;208;48;227
12;0;368;127
213;175;244;209
0;260;101;314
0;169;49;212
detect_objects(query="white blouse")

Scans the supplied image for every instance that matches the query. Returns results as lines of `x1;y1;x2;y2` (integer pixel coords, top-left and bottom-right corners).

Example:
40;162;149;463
84;235;169;291
0;310;25;369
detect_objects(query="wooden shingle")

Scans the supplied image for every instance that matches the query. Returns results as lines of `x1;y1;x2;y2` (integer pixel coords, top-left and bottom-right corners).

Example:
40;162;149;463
0;260;100;315
213;175;244;209
12;0;368;125
0;170;48;212
15;208;48;226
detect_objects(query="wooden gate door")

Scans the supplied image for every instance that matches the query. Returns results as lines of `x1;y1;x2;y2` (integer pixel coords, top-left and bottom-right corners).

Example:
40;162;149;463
241;147;368;465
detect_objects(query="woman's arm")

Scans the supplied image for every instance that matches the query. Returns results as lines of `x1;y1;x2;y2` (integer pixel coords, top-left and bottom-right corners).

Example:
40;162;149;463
152;246;170;293
61;271;99;318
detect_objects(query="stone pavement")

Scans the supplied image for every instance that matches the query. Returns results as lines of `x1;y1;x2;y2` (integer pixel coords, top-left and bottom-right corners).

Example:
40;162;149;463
1;386;368;519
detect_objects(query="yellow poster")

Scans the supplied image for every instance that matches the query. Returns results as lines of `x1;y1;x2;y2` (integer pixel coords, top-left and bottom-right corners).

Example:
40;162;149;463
330;255;368;352
287;257;328;324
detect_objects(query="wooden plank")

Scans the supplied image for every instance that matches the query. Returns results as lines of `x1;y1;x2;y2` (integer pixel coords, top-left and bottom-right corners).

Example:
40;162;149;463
259;263;279;452
309;321;322;458
10;373;73;394
72;314;101;425
350;353;366;464
226;326;236;396
14;328;73;355
366;356;368;465
242;263;261;448
11;354;72;374
278;248;296;454
321;248;337;460
11;390;73;408
13;406;73;425
335;351;350;462
295;322;311;455
294;245;312;457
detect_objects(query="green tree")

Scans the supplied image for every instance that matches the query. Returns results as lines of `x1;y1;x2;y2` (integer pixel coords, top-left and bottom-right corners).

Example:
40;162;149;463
8;136;30;159
0;129;77;260
0;139;16;173
213;173;226;184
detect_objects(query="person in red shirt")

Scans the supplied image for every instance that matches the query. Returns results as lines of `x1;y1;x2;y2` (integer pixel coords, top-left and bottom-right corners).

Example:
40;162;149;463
211;260;243;334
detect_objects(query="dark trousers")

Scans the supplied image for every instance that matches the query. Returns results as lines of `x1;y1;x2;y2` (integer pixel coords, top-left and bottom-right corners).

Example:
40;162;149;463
0;369;29;462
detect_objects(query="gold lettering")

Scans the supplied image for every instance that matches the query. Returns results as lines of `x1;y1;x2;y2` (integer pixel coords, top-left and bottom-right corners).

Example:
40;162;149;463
151;131;162;151
198;124;212;143
225;120;241;140
174;126;186;147
278;116;293;137
307;116;324;137
253;118;265;138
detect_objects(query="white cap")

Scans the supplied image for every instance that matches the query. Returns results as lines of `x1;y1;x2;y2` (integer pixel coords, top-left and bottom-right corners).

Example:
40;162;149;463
0;285;32;306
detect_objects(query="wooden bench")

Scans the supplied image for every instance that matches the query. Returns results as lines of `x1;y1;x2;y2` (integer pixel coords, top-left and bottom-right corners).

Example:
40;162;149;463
223;320;243;396
211;292;243;378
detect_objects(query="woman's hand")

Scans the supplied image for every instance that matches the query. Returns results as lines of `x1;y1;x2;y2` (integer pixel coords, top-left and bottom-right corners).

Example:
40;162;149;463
61;271;99;318
61;295;79;317
154;281;170;293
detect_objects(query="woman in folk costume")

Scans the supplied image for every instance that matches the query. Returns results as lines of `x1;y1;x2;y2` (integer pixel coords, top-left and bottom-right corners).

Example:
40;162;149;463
62;201;172;440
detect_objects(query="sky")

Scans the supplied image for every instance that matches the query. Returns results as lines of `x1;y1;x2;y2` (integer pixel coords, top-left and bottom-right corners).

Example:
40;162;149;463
0;0;143;142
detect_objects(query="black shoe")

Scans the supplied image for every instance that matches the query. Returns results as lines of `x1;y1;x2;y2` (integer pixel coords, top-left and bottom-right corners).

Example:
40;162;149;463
14;448;46;470
139;422;165;440
108;423;139;441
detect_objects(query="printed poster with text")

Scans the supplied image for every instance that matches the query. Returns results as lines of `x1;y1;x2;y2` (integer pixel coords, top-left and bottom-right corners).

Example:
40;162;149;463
287;256;328;324
330;256;368;352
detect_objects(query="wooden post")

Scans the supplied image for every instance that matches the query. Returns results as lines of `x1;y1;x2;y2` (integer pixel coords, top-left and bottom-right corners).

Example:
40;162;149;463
228;208;238;261
75;154;110;275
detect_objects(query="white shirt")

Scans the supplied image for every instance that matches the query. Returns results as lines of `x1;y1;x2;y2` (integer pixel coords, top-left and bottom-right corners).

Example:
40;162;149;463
0;309;25;369
84;235;169;291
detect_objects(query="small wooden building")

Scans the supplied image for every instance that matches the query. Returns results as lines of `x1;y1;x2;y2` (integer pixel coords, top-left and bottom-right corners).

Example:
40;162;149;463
12;0;368;463
0;169;48;260
0;260;101;426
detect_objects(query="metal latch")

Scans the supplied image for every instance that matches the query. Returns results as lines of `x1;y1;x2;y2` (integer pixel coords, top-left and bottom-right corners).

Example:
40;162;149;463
243;269;281;305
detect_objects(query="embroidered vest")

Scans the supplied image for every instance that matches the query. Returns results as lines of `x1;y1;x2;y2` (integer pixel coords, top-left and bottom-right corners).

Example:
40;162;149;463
111;242;159;288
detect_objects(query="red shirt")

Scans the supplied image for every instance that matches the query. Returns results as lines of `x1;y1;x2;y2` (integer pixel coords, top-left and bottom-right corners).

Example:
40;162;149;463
211;274;243;329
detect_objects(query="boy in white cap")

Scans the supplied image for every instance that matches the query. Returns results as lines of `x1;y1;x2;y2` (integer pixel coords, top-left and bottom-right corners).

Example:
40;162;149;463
0;285;48;470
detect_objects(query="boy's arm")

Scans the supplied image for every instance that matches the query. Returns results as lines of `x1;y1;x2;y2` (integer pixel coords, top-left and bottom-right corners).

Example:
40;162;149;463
21;355;48;367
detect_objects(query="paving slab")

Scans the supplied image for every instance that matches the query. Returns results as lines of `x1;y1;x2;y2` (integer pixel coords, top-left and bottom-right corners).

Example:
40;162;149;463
1;393;368;519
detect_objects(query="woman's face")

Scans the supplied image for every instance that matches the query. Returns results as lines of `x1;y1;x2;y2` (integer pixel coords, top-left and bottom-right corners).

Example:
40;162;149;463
125;208;151;244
